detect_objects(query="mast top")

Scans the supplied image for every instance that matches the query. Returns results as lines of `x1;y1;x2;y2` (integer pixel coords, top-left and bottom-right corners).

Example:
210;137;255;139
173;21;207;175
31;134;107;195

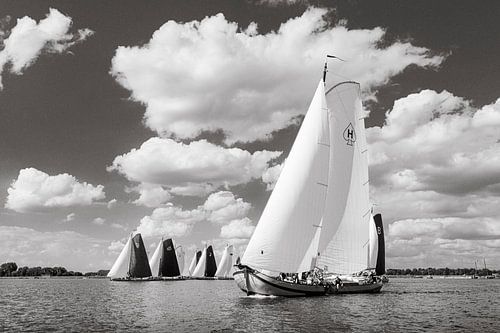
323;54;345;84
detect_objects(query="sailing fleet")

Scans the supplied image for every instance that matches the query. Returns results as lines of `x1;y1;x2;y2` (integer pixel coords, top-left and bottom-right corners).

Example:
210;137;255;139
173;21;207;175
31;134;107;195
108;58;387;297
107;235;234;281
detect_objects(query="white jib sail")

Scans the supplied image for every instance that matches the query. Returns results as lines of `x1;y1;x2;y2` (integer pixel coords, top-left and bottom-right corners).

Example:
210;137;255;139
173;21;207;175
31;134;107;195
149;240;163;277
107;237;132;279
215;245;234;277
317;82;371;275
176;246;185;276
367;214;378;269
192;247;207;277
188;251;198;276
242;81;330;274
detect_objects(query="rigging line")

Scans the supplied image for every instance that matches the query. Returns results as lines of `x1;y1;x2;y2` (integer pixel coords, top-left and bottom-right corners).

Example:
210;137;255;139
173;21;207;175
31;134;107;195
362;209;371;217
316;182;328;187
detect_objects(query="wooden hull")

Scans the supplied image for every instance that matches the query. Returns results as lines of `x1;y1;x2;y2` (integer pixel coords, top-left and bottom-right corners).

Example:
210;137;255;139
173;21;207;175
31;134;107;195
234;267;383;296
234;268;327;297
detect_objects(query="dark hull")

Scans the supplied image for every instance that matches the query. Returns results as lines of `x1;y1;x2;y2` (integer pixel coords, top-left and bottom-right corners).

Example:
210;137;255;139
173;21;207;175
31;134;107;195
234;268;327;297
234;267;383;297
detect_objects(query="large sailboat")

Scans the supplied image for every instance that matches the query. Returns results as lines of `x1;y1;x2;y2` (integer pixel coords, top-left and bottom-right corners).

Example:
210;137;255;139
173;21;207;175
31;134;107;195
149;238;184;279
191;245;217;279
215;245;234;280
108;233;152;281
234;59;385;296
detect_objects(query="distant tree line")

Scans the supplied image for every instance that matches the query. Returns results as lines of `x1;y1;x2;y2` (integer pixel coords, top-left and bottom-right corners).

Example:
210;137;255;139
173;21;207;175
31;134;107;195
84;270;109;277
386;267;499;276
0;262;83;277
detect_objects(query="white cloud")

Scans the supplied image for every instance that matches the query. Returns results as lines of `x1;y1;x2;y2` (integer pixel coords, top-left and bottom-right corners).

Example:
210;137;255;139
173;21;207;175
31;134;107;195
367;91;500;267
108;137;281;194
0;226;112;271
0;8;94;89
107;199;117;209
108;240;125;253
110;223;127;231
220;218;255;239
261;162;283;190
203;191;251;224
128;183;171;207
5;167;105;213
92;217;105;225
136;204;206;238
110;7;443;142
64;212;76;222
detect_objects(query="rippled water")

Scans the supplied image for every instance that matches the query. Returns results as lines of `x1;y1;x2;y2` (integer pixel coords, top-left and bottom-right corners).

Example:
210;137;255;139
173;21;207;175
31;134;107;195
1;277;499;332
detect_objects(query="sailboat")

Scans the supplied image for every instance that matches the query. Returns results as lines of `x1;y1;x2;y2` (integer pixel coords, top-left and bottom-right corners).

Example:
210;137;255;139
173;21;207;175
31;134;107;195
107;233;152;281
215;245;234;280
191;245;217;279
234;58;385;296
149;238;185;280
188;250;202;276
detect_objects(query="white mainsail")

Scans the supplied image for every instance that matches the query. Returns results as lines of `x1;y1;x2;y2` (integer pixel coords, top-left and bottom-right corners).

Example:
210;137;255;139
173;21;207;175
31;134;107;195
368;214;379;269
242;81;330;274
176;246;185;276
316;82;370;274
192;247;207;277
215;245;234;278
241;78;372;276
107;237;132;279
188;251;198;276
149;240;163;277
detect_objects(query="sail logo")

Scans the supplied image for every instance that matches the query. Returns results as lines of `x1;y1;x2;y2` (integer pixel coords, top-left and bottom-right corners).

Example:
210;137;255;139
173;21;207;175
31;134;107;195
343;123;356;146
377;226;382;235
166;246;172;251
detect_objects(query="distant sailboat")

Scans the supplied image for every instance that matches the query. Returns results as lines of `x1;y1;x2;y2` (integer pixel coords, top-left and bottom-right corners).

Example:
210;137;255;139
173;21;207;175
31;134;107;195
192;245;217;279
149;238;184;279
108;233;152;280
234;59;385;296
188;250;202;276
215;245;234;279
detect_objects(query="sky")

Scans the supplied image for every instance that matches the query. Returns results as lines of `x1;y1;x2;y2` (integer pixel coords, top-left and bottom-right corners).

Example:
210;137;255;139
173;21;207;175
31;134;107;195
1;0;499;272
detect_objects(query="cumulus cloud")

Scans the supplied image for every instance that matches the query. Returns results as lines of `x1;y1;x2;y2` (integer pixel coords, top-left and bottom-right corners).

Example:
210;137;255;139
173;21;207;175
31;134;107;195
367;91;500;267
110;223;127;231
107;199;117;209
136;204;206;238
108;137;281;196
0;8;94;89
128;183;171;207
108;240;125;253
0;226;112;271
203;191;251;224
5;168;105;213
110;7;443;143
220;218;255;239
261;162;283;190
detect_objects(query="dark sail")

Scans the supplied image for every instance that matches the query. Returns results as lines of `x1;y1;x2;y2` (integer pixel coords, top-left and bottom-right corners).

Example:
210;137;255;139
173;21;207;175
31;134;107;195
129;233;152;278
205;245;217;277
159;238;180;277
373;214;385;275
196;250;202;264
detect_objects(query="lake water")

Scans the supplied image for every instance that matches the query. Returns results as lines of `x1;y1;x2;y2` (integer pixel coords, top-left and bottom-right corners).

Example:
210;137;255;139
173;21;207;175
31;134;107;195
1;277;499;332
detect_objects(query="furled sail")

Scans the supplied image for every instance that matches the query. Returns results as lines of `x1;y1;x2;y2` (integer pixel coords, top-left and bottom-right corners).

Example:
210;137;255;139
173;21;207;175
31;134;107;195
107;237;132;279
316;82;370;275
159;238;181;277
215;245;234;278
242;81;330;274
192;247;207;277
